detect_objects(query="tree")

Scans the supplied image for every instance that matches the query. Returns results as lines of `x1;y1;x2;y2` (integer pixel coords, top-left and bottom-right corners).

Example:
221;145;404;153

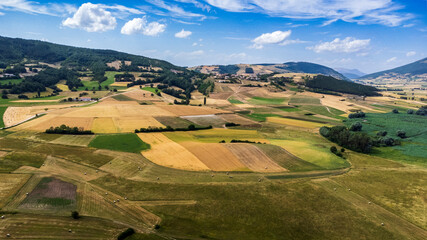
117;228;135;240
350;122;363;131
330;146;337;154
204;97;206;105
407;109;414;114
188;124;196;130
392;109;399;114
71;211;80;219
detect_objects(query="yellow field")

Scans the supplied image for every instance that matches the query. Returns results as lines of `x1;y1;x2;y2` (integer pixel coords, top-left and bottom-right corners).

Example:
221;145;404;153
91;117;117;133
33;116;93;131
180;142;248;171
267;117;326;128
137;133;209;171
110;82;131;87
56;84;69;91
0;174;31;208
115;117;164;133
225;143;286;172
186;128;269;143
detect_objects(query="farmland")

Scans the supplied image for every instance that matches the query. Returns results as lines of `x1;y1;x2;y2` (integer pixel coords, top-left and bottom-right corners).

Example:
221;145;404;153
0;62;425;240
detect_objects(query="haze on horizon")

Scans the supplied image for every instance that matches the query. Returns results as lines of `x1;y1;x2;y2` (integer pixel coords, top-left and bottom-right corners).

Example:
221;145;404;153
0;0;426;73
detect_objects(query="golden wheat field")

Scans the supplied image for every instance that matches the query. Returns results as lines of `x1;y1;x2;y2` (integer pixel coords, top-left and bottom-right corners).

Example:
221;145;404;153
137;133;209;171
180;142;248;171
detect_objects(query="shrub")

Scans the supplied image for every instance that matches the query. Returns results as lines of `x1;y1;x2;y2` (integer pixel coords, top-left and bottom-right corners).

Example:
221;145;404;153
407;109;414;114
330;146;338;154
376;131;387;137
341;148;345;152
392;109;399;114
225;122;240;127
71;211;79;219
397;130;406;139
348;111;365;119
350;122;362;131
117;228;135;240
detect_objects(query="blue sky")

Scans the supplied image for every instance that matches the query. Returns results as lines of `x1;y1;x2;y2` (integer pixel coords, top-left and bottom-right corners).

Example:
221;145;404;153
0;0;426;73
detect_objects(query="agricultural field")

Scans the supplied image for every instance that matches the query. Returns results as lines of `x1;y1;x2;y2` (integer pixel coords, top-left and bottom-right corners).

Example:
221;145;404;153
0;68;425;240
89;133;150;153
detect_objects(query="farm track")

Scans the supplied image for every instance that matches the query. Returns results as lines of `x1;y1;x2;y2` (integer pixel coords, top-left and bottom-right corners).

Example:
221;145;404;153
314;179;427;240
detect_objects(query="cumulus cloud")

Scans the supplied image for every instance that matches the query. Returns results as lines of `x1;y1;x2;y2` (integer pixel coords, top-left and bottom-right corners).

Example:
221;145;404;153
251;30;292;49
121;17;166;36
406;51;416;57
308;37;370;53
175;29;192;38
386;57;397;63
62;3;116;32
204;0;412;26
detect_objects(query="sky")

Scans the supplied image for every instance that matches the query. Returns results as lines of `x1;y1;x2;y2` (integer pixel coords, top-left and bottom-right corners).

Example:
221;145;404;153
0;0;426;73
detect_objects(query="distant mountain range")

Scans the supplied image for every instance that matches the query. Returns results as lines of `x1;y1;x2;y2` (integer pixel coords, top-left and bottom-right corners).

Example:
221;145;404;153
335;68;367;80
358;58;427;84
191;62;348;80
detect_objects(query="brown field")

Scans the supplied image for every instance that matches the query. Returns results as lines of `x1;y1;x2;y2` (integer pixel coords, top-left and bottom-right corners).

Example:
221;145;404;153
19;177;77;211
220;113;260;126
91;117;117;133
106;60;121;70
137;133;209;171
50;135;95;147
180;142;248;171
0;174;31;208
209;92;234;100
0;150;8;157
225;143;286;172
158;105;228;116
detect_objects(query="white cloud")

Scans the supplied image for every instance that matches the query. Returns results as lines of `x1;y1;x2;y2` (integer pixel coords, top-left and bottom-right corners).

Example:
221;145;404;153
121;17;166;36
280;39;309;46
62;3;116;32
406;51;416;57
251;30;292;49
174;0;211;12
147;0;206;20
175;29;192;38
308;37;370;53
0;12;4;15
0;0;50;15
386;57;397;63
204;0;412;26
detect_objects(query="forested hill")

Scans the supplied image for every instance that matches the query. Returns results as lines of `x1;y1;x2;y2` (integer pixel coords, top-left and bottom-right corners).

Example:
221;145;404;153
360;57;427;80
0;36;179;70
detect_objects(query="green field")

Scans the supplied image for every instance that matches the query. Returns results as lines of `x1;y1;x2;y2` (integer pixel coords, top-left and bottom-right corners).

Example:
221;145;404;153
112;94;135;101
228;97;244;104
89;133;150;153
248;97;286;105
0;106;8;128
0;78;23;85
142;87;160;93
78;71;119;90
345;112;427;165
0;151;46;172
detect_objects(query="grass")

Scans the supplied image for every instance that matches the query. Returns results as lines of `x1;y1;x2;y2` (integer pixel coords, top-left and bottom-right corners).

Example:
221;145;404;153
142;87;160;93
228;97;244;104
0;106;8;128
89;133;150;153
275;106;301;112
0;78;23;84
78;71;119;91
0;151;46;172
345;112;427;166
93;175;398;240
112;94;135;101
241;113;282;122
299;105;346;119
289;96;320;105
248;97;286;105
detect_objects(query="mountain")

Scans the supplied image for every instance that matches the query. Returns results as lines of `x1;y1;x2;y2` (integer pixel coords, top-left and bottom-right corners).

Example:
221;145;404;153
0;36;179;70
359;58;427;84
335;68;367;79
191;62;349;80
